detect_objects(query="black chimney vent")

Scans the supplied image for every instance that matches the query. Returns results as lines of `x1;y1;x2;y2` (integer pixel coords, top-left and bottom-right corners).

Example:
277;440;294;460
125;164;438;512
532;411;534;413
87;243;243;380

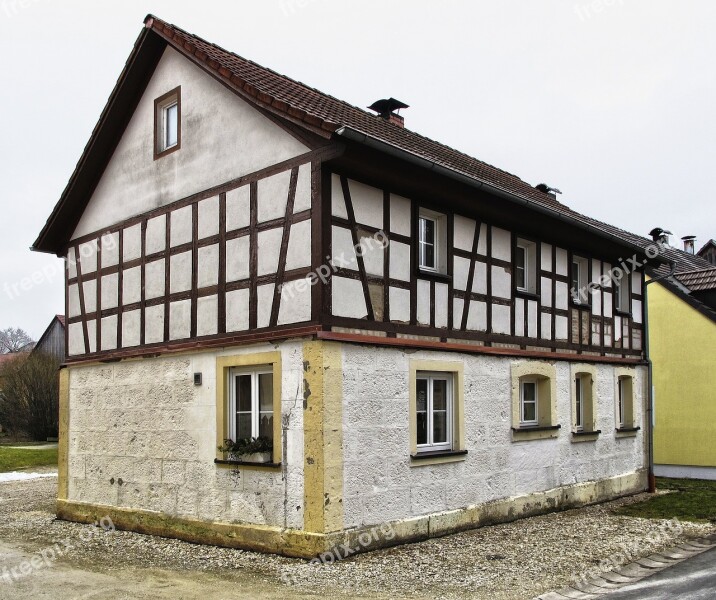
368;98;409;127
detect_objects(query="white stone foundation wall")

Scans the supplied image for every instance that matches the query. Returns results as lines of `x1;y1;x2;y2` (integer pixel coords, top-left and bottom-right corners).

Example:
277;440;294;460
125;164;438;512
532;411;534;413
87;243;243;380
67;342;306;529
341;344;647;529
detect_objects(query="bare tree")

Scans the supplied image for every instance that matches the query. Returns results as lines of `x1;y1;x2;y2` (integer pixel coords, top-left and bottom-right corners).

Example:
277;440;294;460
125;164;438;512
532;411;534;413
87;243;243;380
0;327;34;354
0;352;59;440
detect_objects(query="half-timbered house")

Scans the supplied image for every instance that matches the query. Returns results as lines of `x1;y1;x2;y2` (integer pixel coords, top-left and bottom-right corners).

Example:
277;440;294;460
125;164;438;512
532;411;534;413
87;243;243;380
33;15;662;557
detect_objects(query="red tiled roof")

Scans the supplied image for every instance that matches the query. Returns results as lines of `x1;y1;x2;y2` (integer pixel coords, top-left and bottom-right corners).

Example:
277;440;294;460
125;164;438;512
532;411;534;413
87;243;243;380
675;268;716;292
56;315;66;327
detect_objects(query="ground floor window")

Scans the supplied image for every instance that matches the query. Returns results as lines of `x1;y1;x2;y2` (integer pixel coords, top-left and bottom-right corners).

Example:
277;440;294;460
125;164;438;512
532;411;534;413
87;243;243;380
617;375;634;429
520;378;538;425
229;367;274;442
416;372;453;452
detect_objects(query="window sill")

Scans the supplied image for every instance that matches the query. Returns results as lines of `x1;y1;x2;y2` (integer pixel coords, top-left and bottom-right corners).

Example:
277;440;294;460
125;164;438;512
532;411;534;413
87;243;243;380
515;290;540;301
572;429;601;442
572;429;601;437
214;458;281;469
615;309;632;318
511;424;561;433
616;426;640;434
410;449;467;466
416;268;452;283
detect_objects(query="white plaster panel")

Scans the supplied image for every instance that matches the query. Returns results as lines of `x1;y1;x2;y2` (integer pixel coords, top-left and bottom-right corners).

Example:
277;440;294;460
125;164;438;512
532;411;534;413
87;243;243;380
555;315;569;340
476;224;488;255
555;281;569;310
256;284;275;328
416;279;431;325
604;292;613;318
167;251;192;294
122;310;141;347
278;278;312;325
527;299;538;338
170;206;193;247
294;163;311;214
453;298;464;326
555;247;568;276
101;316;118;351
389;287;410;322
332;277;367;319
453;215;476;252
145;259;166;300
72;47;307;240
78;241;98;275
349;179;384;229
226;236;249;282
69;284;81;318
491;265;511;299
467;300;487;331
196;196;219;239
257;228;283;276
68;322;85;356
226;186;250;231
389;242;410;282
453;256;470;291
541;312;552;339
515;298;525;337
123;267;141;306
592;288;602;316
101;232;120;268
390;194;411;236
540;276;552;307
101;273;119;310
123;224;142;262
197;295;218;337
472;261;487;294
541;243;552;272
145;305;165;345
169;300;191;341
359;235;384;277
82;280;97;314
492;304;511;334
435;283;448;328
258;170;291;223
146;215;166;255
491;227;511;262
197;244;219;289
332;226;357;271
331;174;348;219
631;271;643;295
632;299;643;324
86;320;97;354
67;248;77;279
286;220;311;271
591;259;602;284
226;288;250;332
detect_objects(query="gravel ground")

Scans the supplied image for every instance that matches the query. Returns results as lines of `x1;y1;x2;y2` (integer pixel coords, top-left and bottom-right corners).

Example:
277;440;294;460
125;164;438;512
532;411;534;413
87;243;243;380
0;474;714;599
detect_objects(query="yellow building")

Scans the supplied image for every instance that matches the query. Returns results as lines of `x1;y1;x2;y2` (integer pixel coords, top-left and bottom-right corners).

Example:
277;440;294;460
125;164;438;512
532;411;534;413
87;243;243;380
649;254;716;480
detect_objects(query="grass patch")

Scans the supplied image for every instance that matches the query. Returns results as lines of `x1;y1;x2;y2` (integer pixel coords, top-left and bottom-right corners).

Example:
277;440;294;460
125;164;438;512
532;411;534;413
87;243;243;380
0;446;58;473
614;478;716;523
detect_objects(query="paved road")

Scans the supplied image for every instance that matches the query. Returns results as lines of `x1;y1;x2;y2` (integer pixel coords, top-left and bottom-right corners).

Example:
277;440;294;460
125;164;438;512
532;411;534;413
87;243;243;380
605;546;716;599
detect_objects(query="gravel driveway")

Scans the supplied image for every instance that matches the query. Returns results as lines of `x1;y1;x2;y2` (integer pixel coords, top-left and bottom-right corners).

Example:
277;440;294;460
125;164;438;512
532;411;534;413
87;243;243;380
0;474;713;600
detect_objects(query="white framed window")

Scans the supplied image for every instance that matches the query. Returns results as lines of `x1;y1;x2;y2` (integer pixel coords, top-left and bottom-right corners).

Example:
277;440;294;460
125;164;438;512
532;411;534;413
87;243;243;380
155;87;181;158
515;239;537;293
614;275;630;313
228;366;274;442
617;376;629;428
415;371;453;452
575;375;584;432
571;256;589;304
417;208;447;273
520;378;538;426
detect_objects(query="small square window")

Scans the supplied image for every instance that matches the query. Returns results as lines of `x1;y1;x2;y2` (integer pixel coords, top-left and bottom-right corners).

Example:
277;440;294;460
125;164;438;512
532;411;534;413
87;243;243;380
417;209;447;273
515;239;537;294
155;87;181;159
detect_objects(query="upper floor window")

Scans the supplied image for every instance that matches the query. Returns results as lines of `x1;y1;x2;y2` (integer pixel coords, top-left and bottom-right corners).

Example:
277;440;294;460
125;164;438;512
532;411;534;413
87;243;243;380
155;87;181;159
614;274;630;313
571;256;589;304
418;208;447;273
515;238;537;294
415;371;453;452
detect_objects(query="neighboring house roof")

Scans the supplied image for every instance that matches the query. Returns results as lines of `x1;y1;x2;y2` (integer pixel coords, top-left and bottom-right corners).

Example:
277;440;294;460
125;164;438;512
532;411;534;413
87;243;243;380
697;239;716;257
31;14;669;266
32;315;66;353
675;268;716;292
0;353;25;372
56;314;66;327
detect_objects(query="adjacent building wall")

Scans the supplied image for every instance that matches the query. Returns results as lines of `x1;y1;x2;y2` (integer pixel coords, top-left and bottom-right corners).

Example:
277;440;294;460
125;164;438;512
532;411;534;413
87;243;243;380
651;280;716;479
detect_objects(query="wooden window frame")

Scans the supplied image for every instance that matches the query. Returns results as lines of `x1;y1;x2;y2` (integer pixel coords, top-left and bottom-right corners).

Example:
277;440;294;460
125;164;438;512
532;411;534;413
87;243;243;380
515;238;537;295
227;367;274;441
154;86;182;160
415;371;454;452
417;208;447;274
520;378;539;426
571;255;590;306
511;362;560;440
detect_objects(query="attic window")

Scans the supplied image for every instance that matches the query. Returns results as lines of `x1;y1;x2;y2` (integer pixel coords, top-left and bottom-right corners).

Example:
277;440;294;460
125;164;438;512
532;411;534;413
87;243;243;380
154;87;181;159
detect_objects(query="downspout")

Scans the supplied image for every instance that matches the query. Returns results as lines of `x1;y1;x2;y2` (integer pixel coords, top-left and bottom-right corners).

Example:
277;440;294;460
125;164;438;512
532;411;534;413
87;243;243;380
643;263;676;494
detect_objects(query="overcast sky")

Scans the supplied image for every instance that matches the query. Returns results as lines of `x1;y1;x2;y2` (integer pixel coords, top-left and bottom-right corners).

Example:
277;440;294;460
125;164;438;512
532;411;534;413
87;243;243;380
1;0;714;339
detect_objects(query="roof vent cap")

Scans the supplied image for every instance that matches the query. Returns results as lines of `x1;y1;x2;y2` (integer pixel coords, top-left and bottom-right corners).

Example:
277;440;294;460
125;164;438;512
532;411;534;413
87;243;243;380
649;227;672;245
535;183;562;198
681;235;696;254
368;98;409;128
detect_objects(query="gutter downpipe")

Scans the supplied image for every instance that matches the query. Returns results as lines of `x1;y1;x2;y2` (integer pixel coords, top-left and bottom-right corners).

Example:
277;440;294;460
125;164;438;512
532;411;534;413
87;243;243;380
643;263;676;494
